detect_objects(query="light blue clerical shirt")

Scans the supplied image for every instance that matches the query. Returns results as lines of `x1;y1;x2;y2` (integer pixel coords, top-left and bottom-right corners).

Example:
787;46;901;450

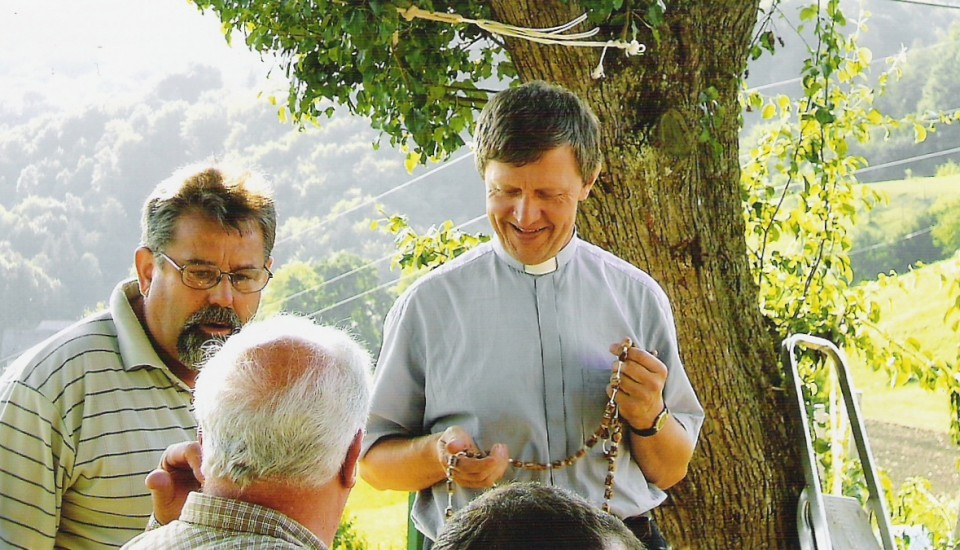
364;235;704;541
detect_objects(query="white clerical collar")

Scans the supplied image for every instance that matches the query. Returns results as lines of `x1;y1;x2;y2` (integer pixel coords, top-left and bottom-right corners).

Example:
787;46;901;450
523;257;558;275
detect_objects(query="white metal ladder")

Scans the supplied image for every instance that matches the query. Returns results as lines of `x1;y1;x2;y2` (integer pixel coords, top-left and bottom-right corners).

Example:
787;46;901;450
781;334;897;550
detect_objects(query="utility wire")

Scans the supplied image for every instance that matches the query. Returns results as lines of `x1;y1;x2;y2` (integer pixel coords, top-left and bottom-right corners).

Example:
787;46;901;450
855;146;960;174
306;144;960;318
750;144;960;194
262;254;393;309
744;31;954;93
879;0;960;10
265;214;487;315
275;151;475;245
308;273;410;321
304;213;488;319
849;226;935;256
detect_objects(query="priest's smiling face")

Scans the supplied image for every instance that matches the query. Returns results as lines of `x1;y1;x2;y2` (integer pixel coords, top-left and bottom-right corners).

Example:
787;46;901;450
484;145;595;266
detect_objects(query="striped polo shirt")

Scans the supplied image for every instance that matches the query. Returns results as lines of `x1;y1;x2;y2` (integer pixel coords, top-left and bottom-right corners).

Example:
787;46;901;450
0;280;196;549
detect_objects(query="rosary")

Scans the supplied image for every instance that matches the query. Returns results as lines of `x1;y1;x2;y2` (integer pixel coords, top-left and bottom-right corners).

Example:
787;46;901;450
444;340;631;519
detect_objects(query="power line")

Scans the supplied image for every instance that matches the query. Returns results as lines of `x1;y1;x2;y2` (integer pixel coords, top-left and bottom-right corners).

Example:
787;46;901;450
744;32;954;93
855;146;960;174
748;144;960;195
285;213;488;316
308;273;411;322
261;254;392;309
740;103;960;165
849;225;935;256
276;151;475;245
305;213;488;319
879;0;960;10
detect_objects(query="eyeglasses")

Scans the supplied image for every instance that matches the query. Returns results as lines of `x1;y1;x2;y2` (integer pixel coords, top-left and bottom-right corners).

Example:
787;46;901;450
156;252;272;294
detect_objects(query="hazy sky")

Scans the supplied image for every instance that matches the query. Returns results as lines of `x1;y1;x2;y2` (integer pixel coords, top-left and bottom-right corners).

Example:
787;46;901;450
0;0;281;113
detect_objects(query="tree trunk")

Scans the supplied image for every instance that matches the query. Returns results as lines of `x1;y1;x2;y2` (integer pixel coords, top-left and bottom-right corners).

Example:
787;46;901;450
490;2;808;548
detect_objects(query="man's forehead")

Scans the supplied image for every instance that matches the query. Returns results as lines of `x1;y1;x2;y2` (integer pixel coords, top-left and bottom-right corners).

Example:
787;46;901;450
165;215;267;265
171;212;262;238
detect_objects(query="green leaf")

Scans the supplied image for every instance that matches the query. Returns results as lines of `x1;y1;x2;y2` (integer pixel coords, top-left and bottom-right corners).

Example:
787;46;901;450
800;5;819;21
762;103;776;120
646;2;666;28
814;107;835;125
404;151;421;174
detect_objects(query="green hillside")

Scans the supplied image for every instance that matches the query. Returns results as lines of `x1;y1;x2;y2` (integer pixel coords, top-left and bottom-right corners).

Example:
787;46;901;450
851;173;960;282
866;174;960;231
867;173;960;198
848;174;959;432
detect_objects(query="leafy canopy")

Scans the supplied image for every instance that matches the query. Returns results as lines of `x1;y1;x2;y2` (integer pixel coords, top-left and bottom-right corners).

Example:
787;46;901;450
190;0;665;163
192;0;513;162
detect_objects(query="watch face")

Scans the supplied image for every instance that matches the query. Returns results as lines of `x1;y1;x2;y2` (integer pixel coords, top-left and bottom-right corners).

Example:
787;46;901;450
655;408;669;430
632;405;669;437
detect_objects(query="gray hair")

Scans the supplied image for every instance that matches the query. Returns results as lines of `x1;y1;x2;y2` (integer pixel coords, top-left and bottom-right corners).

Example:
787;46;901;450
474;80;601;185
193;314;372;489
140;160;277;260
434;482;645;550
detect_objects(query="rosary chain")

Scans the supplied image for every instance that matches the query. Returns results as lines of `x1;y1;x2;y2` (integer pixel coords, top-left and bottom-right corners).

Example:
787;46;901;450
444;339;631;519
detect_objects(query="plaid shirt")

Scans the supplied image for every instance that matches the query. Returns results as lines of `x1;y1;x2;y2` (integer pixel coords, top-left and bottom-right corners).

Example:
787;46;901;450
122;492;327;549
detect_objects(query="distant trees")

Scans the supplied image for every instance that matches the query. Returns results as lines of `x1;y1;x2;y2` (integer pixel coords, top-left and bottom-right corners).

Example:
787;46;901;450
260;253;395;354
0;196;98;328
851;209;941;282
0;241;64;332
0;63;479;340
855;22;960;182
932;197;960;258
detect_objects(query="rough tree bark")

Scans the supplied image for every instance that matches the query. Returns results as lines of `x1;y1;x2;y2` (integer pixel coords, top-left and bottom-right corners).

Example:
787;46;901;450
490;1;808;548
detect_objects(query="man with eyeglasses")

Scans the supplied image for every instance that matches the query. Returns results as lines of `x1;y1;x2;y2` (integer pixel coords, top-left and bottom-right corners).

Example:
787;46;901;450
0;161;276;549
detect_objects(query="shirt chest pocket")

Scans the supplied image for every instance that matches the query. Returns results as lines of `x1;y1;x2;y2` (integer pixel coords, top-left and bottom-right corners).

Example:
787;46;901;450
580;367;613;439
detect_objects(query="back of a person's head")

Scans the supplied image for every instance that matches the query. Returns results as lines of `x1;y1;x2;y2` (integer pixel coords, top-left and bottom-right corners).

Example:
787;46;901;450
433;482;645;550
193;314;372;490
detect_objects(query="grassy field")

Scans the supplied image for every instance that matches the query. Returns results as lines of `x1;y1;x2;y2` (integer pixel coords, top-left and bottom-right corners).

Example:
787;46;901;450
848;174;958;434
848;255;958;434
866;173;960;207
342;482;407;549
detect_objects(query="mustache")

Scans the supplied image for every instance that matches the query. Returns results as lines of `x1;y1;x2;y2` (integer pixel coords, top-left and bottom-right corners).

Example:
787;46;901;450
183;306;242;333
177;306;243;370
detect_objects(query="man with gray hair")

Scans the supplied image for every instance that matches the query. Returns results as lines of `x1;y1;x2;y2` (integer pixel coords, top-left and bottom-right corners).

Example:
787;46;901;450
0;161;277;548
124;314;372;549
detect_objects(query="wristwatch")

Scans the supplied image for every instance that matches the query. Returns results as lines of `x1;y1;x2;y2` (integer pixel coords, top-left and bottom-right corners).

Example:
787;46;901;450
630;404;670;437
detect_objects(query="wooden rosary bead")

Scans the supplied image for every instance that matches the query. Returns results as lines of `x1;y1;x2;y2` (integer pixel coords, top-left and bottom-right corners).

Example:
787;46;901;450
444;345;633;520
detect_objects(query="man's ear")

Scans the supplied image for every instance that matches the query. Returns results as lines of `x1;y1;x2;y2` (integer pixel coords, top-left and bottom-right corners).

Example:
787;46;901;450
579;164;601;201
134;247;156;297
339;430;364;489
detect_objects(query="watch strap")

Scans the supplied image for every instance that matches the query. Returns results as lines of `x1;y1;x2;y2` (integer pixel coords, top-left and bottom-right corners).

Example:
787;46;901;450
630;404;670;437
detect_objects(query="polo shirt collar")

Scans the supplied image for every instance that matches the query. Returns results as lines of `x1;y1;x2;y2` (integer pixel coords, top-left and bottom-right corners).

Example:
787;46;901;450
113;279;191;390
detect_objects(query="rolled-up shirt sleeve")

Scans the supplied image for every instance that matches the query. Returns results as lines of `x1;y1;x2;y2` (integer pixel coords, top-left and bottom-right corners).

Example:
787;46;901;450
363;293;427;456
